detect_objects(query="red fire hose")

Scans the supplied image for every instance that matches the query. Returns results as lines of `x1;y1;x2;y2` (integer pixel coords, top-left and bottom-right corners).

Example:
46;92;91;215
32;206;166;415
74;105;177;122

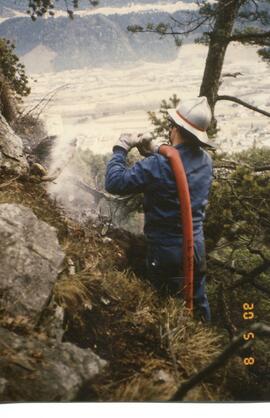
158;145;194;313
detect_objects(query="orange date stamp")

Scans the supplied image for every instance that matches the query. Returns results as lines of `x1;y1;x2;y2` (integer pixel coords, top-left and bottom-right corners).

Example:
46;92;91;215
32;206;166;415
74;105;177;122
242;303;255;366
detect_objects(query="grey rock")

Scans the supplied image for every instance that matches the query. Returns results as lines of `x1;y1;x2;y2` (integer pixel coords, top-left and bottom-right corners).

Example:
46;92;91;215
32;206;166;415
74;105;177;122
0;204;65;325
0;114;29;175
38;296;66;342
153;369;175;385
0;327;107;402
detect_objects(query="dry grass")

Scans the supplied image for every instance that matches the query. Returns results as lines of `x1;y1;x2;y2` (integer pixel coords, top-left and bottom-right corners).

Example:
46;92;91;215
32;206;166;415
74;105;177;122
59;266;223;401
112;358;178;401
159;298;222;372
106;294;222;401
0;176;68;240
54;273;92;312
0;314;33;335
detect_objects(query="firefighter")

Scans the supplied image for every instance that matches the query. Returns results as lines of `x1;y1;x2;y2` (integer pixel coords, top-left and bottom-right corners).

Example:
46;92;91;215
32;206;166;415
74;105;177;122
105;96;214;321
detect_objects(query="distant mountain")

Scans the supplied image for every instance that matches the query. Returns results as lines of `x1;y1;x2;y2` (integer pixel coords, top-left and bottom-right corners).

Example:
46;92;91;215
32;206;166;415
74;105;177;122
0;8;195;72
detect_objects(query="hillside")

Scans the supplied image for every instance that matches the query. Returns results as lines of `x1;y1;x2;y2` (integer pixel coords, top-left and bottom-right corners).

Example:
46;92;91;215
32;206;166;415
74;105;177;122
1;0;267;72
0;167;229;401
2;108;270;401
2;112;263;402
0;14;179;71
0;4;195;71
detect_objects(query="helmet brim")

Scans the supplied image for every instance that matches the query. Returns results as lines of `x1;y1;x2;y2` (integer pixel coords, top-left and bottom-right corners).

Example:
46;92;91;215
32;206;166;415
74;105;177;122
168;109;216;149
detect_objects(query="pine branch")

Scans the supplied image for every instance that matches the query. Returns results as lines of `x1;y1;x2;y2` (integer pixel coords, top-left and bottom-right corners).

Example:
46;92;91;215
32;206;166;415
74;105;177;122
254;165;270;172
128;16;210;37
209;256;246;276
209;253;270;292
229;30;270;43
252;280;270;297
229;259;270;290
213;161;270;172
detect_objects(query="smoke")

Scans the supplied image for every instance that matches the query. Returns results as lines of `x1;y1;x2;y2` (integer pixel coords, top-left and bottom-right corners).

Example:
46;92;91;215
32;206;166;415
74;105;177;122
45;124;144;233
46;126;96;223
44;110;123;229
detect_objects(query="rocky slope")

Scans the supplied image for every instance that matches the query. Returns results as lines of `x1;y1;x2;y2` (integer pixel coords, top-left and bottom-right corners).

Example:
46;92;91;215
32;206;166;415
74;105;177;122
0;116;108;400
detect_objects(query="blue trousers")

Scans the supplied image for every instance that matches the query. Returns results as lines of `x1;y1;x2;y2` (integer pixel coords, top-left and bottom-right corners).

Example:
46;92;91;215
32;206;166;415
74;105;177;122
146;240;211;322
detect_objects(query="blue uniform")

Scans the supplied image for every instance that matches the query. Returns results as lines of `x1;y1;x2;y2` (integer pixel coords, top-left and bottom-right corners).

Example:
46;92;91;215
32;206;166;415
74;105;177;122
105;143;213;320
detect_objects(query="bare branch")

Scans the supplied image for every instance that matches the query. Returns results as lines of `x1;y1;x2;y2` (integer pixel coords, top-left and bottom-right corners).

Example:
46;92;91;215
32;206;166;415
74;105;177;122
216;95;270;117
68;177;134;207
19;84;70;120
170;323;270;401
219;282;237;338
0;175;21;188
222;72;243;78
73;178;131;202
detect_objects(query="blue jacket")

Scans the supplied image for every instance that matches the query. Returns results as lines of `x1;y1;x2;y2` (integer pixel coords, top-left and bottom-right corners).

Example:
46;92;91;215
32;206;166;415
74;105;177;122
105;144;213;248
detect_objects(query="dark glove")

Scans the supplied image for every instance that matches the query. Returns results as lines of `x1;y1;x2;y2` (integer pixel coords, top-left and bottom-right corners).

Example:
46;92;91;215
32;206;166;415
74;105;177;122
136;132;168;157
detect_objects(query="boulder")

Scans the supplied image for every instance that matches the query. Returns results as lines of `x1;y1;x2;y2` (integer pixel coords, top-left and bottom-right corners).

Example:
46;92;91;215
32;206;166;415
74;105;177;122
0;326;107;401
0;204;65;325
0;114;29;175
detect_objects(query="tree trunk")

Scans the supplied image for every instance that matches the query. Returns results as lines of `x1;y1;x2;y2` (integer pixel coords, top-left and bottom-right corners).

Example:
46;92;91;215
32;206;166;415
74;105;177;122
199;0;242;131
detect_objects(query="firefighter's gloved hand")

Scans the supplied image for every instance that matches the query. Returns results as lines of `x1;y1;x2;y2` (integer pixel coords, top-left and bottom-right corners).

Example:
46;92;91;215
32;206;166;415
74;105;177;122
113;133;142;153
137;133;168;157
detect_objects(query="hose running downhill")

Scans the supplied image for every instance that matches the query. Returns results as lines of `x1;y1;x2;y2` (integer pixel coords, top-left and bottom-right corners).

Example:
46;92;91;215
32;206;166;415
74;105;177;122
158;145;194;313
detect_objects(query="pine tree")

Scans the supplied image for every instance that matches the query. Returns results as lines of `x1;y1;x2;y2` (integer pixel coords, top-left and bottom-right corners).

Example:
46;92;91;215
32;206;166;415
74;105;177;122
128;0;270;130
0;38;30;121
26;0;98;20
